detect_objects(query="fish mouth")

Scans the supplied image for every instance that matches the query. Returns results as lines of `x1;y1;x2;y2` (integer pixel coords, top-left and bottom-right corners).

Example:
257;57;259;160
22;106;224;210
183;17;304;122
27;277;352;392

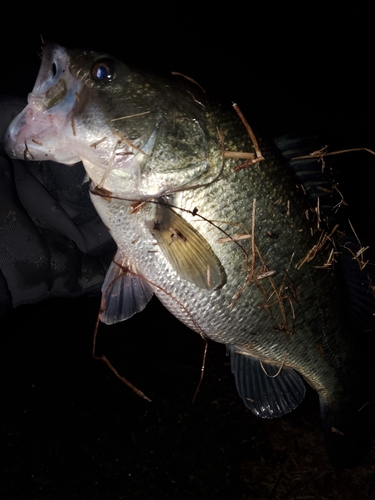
5;42;82;164
32;42;70;109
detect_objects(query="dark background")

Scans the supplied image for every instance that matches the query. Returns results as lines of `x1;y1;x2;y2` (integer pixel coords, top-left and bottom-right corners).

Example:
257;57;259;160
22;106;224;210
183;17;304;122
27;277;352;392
1;6;375;499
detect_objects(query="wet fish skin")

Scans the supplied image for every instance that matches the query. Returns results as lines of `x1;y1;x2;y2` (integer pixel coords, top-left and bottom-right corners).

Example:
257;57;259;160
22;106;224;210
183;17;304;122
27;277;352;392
5;43;374;466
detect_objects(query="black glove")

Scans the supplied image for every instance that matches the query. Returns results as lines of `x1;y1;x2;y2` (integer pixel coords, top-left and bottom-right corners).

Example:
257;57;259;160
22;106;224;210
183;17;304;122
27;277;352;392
0;96;116;316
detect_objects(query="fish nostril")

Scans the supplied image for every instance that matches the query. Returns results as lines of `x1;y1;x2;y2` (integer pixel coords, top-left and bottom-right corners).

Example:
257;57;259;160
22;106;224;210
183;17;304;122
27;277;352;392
52;62;57;78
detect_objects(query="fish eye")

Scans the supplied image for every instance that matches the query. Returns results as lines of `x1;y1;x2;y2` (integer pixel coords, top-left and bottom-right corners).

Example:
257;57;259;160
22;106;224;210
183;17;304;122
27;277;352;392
91;59;116;83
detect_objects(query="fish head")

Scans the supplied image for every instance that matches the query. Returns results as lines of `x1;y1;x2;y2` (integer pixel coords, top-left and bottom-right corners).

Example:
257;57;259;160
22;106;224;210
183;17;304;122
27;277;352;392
5;43;219;200
6;43;84;165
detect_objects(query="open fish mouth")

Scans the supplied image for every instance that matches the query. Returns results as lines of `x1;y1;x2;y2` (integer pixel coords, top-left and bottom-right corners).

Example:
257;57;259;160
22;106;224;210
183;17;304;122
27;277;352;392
31;42;70;108
5;43;82;164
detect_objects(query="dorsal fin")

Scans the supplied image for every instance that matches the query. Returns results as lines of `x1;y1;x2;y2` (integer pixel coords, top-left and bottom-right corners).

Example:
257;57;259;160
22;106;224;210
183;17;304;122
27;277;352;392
275;134;343;225
339;235;375;334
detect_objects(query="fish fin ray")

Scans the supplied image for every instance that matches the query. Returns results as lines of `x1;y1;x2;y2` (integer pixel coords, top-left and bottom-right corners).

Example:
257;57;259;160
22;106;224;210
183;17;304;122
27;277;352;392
275;134;342;223
100;253;153;325
227;346;306;418
147;202;225;290
339;235;375;333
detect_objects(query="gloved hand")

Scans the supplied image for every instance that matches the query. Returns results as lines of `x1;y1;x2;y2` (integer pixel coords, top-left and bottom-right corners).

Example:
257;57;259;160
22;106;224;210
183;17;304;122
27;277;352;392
0;96;116;316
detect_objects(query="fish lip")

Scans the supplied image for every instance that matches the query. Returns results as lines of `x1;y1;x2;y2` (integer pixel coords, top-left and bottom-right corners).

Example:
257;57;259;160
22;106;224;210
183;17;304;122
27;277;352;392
26;43;70;112
31;42;69;98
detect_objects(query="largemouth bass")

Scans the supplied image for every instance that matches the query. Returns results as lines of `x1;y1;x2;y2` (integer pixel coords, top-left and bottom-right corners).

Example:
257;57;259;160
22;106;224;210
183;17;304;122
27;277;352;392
5;43;375;466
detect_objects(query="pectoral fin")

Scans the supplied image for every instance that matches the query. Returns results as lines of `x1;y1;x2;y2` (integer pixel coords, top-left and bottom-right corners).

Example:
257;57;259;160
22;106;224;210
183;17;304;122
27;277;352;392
147;202;225;290
100;252;153;324
227;346;306;418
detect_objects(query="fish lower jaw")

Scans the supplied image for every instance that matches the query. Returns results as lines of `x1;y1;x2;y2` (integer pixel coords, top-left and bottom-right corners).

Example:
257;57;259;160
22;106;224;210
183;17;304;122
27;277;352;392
5;102;80;163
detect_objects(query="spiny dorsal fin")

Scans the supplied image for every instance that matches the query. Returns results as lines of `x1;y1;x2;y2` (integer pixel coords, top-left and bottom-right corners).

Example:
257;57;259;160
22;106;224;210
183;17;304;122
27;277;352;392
100;252;153;324
339;235;375;334
147;202;225;290
227;345;306;418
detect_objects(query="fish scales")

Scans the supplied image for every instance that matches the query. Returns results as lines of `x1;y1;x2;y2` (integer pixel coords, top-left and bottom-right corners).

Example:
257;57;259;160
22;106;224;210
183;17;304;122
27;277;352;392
92;139;342;392
5;43;374;466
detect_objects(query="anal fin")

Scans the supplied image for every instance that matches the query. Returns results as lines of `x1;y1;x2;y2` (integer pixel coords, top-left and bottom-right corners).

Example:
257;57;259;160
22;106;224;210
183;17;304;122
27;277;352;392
227;346;306;418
